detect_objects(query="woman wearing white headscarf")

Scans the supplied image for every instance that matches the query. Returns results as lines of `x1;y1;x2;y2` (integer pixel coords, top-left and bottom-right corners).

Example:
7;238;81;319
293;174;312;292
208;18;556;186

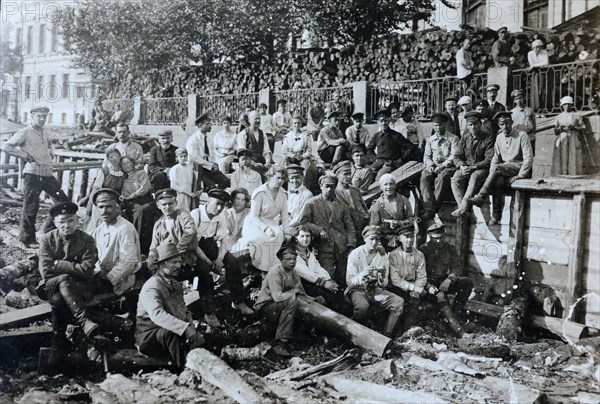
527;39;549;112
551;96;585;175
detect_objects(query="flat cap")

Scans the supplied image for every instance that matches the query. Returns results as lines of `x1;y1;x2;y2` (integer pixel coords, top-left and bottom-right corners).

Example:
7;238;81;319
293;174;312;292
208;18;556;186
237;148;253;158
286;164;305;175
362;225;381;238
473;99;489;109
175;148;187;156
333;160;352;175
327;111;341;119
494;111;513;121
351;143;367;154
30;105;50;114
208;188;230;202
155;241;182;264
351;112;365;120
398;223;415;236
195;113;210;125
427;223;446;233
277;99;288;105
276;244;297;259
258;103;268;109
375;110;391;120
486;83;500;92
431;113;448;123
319;174;338;186
49;201;78;218
402;106;414;117
155;188;178;200
92;188;120;204
444;97;458;103
464;111;483;121
498;27;508;33
511;89;524;99
222;115;233;123
458;96;472;105
158;130;173;137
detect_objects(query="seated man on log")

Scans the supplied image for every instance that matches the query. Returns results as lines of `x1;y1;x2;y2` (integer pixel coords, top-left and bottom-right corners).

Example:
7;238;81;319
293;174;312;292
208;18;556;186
317;111;349;167
451;111;495;217
419;113;459;220
469;111;533;225
387;225;431;332
420;223;473;337
286;164;313;227
186;113;230;190
367;110;418;180
350;144;375;195
346;226;405;338
253;245;312;357
334;160;370;244
237;110;272;176
148;130;178;192
136;241;205;372
38;202;108;365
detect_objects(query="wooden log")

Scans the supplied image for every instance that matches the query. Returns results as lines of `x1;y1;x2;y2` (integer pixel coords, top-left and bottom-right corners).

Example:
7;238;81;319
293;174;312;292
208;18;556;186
496;295;530;342
296;295;392;357
186;348;264;403
289;349;362;381
505;190;526;282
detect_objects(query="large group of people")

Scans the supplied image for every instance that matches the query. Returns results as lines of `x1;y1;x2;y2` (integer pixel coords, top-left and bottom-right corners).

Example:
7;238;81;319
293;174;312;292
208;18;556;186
3;76;587;372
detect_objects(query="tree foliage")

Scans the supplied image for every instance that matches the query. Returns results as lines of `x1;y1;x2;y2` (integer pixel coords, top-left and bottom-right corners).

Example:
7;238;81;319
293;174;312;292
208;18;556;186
0;37;22;78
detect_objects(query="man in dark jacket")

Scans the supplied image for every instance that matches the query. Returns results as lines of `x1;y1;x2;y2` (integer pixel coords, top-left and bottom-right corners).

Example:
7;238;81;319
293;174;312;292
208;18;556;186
442;97;461;137
148;130;178;191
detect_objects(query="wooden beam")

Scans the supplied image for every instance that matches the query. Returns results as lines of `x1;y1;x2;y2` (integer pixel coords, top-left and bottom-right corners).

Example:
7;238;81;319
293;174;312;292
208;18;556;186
510;177;600;194
506;190;527;282
455;214;469;271
0;303;52;330
362;161;424;204
566;193;586;323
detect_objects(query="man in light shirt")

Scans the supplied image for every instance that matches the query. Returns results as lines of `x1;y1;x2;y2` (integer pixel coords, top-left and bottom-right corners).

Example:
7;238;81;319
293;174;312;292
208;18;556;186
105;123;144;170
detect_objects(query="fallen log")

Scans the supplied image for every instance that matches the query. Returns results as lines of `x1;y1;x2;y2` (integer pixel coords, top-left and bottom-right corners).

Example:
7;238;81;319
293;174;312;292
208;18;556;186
297;295;392;357
496;295;530;342
186;347;264;403
289;348;362;381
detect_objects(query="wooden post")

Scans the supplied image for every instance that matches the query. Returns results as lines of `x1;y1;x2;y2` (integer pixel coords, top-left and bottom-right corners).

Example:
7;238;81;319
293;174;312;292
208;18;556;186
566;193;586;323
79;166;89;201
2;153;11;187
57;155;65;186
455;214;469;271
506;190;526;283
67;158;75;201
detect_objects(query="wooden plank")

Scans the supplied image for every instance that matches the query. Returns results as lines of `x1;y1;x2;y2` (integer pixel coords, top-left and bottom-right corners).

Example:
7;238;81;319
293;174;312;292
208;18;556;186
511;176;600;194
506;190;526;282
67;158;75;201
0;304;52;330
523;260;569;287
523;227;571;265
362;161;424;204
455;214;469;271
566;193;587;323
53;149;105;160
526;196;573;230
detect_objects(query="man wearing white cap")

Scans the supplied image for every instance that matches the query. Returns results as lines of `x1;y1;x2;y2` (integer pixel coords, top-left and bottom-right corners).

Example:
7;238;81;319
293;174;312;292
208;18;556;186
3;105;68;247
457;96;473;134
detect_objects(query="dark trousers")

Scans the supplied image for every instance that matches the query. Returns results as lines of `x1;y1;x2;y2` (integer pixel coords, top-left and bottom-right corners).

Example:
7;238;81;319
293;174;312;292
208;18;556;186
222;251;249;304
195;238;219;312
317;244;348;287
20;174;68;244
420;167;456;213
427;276;474;310
266;133;275;155
149;171;170;192
196;166;230;190
318;145;347;165
137;327;187;371
258;298;298;340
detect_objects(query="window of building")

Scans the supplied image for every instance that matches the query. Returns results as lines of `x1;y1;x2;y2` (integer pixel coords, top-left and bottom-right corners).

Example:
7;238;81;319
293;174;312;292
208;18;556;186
26;26;33;54
51;25;58;52
39;24;46;54
48;113;53;124
37;75;43;101
76;86;84;99
25;76;31;100
464;0;487;28
62;74;69;98
49;75;57;99
524;0;548;29
16;28;22;50
61;113;67;124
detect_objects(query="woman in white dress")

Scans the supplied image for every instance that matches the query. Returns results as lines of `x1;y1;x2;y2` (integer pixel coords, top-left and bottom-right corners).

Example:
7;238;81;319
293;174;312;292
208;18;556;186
551;96;586;176
212;115;237;173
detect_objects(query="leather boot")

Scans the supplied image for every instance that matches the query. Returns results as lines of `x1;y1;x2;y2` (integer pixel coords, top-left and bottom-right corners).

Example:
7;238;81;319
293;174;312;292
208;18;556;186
383;311;402;337
60;285;99;338
440;304;465;337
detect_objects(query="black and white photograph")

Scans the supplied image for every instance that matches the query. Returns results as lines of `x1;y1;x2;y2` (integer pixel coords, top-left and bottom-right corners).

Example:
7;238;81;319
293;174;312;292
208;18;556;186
0;0;599;402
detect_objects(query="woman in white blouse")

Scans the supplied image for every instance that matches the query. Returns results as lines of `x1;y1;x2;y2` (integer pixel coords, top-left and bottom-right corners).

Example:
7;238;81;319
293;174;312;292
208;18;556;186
528;39;549;111
212;115;237;173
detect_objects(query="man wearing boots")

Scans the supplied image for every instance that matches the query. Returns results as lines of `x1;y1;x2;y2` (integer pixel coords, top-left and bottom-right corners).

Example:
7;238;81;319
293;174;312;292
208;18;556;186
346;226;405;338
420;224;473;337
136;241;205;372
38;202;107;366
469;111;533;225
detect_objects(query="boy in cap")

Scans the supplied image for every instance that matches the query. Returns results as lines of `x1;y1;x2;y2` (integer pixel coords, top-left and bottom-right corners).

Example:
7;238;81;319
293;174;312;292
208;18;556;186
317;111;349;166
230;148;263;196
442;97;460;136
254;245;307;357
287;164;313;227
334;160;370;242
346;226;405;337
420;113;459;219
451;111;495;217
148;130;178;191
185;113;230;190
350;144;375;195
169;148;198;211
420;223;473;337
136;241;205;371
4;105;69;247
510;89;536;155
470;111;533;225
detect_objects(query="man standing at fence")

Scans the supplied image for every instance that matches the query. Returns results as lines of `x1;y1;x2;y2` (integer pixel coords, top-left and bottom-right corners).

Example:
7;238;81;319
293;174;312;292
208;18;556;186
510;90;537;155
186;113;230;190
3;105;69;248
491;27;513;68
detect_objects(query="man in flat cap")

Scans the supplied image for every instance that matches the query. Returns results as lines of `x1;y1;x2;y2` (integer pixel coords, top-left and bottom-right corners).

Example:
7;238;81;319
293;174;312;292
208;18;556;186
300;174;356;286
470;111;533;225
442;97;461;137
105;123;144;171
237;110;272;174
254;245;307;357
89;188;141;296
287;164;313;227
273;99;293;142
420;223;473;337
350;144;375;195
3;105;69;247
510;89;536;155
346;112;371;154
420;113;459;220
230;148;263;196
474;99;495;135
366;110;418;180
136;241;205;372
334;160;370;243
186;113;230;190
148;130;179;191
317;111;349;166
457;96;473;134
491;27;512;67
38;201;106;366
486;84;506;117
451;111;495;217
346;225;405;337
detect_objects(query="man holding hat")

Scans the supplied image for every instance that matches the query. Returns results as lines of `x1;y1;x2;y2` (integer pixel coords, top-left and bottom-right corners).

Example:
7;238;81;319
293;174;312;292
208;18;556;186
4;104;69;247
367;110;418;179
491;27;512;67
420;223;473;337
334;160;370;242
186;113;230;190
350;144;375;195
442;97;460;136
287;164;313;227
317;111;349;166
451;111;495;217
485;84;506;117
345;112;372;158
420;113;459;220
105;123;144;170
254;244;307;357
136;241;205;371
148;130;179;191
230;148;263;196
300;174;356;285
89;188;141;296
38;201;104;362
346;225;405;338
510;90;536;154
470;111;533;225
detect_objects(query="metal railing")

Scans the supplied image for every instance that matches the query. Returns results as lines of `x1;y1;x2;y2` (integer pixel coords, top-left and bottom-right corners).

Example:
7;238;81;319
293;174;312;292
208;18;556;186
143;97;187;125
370;73;488;119
512;59;599;115
197;92;259;121
274;87;354;119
